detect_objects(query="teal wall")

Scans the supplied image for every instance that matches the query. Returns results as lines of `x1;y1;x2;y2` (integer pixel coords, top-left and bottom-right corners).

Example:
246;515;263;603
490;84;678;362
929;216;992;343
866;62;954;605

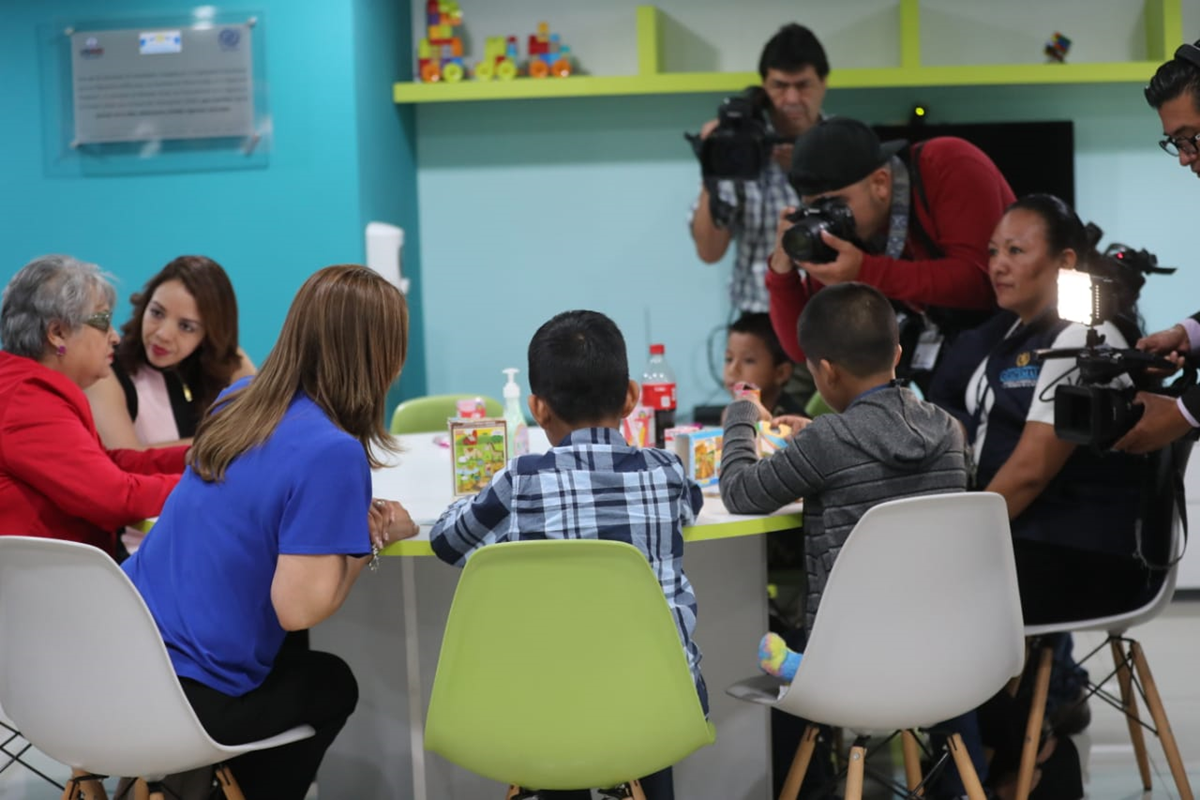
3;0;1197;416
415;82;1200;412
0;0;426;400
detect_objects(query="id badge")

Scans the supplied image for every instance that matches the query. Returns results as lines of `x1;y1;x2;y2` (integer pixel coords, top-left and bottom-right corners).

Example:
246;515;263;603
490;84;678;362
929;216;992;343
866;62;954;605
911;327;945;371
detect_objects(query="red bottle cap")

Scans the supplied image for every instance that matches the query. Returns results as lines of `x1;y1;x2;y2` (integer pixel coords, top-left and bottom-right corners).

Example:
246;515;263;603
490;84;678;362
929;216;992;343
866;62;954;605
649;343;665;355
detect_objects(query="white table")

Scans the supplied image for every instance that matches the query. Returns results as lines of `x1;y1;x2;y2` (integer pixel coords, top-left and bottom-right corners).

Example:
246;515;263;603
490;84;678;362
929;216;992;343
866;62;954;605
312;431;803;800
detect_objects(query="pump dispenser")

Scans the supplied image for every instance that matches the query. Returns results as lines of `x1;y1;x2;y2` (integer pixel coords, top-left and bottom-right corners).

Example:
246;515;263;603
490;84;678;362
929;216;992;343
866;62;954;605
502;368;530;458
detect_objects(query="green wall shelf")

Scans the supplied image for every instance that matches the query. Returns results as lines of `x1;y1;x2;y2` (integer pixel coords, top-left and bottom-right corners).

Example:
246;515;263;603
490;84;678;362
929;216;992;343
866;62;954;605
393;0;1182;104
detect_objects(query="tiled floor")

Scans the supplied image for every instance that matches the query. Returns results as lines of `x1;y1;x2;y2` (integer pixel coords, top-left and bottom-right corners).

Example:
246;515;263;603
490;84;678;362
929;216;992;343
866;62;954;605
3;600;1198;799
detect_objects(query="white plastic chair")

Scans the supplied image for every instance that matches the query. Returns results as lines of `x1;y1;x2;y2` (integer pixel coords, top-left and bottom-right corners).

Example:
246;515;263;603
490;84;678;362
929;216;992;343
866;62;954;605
0;537;314;800
728;492;1025;800
1014;440;1195;800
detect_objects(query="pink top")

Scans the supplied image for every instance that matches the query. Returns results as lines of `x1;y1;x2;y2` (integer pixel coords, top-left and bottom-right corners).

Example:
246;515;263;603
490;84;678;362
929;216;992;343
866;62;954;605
124;368;184;553
130;367;182;445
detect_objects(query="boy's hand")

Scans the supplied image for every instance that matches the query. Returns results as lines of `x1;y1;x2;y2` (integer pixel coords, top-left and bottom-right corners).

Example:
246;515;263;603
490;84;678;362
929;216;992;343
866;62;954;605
771;415;811;434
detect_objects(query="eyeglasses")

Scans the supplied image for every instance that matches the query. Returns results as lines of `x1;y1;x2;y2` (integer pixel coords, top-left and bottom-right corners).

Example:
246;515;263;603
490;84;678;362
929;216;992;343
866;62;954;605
82;310;113;332
1159;131;1200;157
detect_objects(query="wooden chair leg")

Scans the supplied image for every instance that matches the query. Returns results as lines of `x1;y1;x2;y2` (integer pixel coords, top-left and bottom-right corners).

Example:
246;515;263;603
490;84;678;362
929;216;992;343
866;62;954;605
901;730;923;793
504;786;520;799
844;743;867;800
628;778;647;800
61;779;81;800
779;723;820;800
1130;641;1195;800
1110;638;1152;791
133;778;150;800
948;733;987;800
1014;644;1053;800
215;765;247;800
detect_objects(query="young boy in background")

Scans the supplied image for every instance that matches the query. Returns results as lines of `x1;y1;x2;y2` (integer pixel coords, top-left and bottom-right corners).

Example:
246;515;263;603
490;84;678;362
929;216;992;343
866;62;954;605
724;311;805;417
430;309;706;800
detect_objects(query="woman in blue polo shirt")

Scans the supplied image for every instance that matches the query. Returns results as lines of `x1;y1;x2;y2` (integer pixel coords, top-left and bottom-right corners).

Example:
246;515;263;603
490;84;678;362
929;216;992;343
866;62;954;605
122;265;420;799
933;194;1149;624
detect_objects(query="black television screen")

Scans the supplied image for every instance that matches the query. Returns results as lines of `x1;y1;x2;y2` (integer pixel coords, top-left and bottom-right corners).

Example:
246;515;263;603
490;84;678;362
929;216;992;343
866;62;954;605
872;121;1075;208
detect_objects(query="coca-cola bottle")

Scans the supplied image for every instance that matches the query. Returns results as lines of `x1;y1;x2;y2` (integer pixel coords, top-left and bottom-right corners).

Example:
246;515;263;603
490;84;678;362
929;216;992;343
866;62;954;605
641;343;677;449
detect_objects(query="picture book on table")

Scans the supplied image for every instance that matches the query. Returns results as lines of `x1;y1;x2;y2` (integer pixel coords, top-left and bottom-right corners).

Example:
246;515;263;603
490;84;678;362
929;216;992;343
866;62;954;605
449;418;508;496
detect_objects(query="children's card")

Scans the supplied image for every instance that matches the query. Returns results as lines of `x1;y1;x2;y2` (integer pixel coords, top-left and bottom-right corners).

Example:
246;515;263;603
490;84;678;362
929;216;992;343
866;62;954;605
621;406;655;448
450;418;508;496
758;421;792;457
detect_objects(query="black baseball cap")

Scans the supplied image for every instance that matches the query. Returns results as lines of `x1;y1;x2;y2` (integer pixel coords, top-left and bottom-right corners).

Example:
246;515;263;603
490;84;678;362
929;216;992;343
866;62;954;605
789;117;907;196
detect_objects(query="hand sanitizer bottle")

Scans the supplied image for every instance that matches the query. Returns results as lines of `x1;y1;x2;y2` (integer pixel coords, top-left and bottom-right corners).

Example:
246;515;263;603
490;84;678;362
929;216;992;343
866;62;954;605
502;368;530;459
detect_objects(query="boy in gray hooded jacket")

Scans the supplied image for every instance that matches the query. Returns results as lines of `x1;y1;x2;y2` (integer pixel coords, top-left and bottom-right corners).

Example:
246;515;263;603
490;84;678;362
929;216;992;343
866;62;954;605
720;282;970;635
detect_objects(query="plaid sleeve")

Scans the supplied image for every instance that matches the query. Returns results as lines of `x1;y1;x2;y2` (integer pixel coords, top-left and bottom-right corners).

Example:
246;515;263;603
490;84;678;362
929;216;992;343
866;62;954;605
687;181;741;232
429;468;515;567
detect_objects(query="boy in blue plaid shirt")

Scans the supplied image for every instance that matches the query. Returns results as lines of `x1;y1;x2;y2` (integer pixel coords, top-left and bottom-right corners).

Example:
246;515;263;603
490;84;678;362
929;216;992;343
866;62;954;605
430;310;706;800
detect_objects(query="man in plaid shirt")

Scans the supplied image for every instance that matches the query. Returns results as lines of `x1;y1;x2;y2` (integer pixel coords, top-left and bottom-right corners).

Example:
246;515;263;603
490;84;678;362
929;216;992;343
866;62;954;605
429;310;708;724
689;24;829;314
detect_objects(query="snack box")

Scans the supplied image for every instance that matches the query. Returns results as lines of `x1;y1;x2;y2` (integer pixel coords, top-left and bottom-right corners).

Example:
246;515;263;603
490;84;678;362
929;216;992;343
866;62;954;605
449;417;508;496
672;427;723;487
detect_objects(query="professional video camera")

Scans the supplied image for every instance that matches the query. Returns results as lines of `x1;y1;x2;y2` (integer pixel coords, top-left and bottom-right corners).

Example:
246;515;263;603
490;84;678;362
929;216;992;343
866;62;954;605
780;197;857;264
685;89;790;182
1037;243;1180;450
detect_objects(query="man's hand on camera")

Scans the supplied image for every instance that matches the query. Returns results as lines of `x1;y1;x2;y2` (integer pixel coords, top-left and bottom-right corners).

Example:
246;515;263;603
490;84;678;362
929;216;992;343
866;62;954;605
699;118;720;140
1111;392;1194;454
769;207;799;275
772;143;794;172
800;230;864;286
1137;323;1189;356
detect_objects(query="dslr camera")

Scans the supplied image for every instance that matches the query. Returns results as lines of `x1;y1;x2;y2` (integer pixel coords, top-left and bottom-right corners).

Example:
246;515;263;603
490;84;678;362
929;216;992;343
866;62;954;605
686;89;789;182
1039;244;1180;450
780;197;857;264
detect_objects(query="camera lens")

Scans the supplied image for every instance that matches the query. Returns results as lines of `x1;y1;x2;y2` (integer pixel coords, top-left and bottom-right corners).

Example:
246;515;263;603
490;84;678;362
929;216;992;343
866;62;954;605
782;218;837;264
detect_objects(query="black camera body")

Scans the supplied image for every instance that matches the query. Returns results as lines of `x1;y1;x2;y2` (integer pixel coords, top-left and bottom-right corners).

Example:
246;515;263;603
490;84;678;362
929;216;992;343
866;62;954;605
781;197;857;264
686;90;789;182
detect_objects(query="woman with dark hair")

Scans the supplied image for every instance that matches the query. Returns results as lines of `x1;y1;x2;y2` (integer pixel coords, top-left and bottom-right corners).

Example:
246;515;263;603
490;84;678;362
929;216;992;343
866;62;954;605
87;255;256;450
0;255;187;556
121;265;420;800
933;194;1149;621
930;195;1154;798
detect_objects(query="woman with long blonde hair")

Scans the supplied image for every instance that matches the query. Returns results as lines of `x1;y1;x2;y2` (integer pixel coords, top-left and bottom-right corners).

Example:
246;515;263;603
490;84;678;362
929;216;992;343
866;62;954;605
122;265;419;800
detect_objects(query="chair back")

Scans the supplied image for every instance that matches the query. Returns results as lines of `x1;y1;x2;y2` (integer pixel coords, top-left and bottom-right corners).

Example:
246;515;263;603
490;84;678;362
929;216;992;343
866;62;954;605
776;492;1024;731
1026;438;1194;638
424;539;714;790
0;537;231;778
390;394;504;434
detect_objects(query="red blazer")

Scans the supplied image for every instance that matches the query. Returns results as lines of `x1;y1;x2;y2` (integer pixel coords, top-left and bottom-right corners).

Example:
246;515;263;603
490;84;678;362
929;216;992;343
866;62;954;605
0;352;187;554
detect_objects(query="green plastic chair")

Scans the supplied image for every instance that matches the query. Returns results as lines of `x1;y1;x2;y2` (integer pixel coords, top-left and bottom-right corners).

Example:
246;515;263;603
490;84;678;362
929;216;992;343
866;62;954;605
425;539;715;795
390;393;503;434
804;391;835;419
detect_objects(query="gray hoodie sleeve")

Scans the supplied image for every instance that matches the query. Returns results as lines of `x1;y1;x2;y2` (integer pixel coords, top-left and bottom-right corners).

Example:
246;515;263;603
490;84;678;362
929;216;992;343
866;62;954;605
719;400;826;514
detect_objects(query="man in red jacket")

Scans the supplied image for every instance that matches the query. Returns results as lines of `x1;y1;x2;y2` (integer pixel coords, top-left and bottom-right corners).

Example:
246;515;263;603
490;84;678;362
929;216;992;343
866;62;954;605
766;117;1014;391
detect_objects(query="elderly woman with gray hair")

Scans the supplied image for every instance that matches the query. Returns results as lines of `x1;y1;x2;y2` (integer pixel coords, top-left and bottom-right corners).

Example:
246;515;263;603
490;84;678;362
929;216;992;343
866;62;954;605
0;255;187;556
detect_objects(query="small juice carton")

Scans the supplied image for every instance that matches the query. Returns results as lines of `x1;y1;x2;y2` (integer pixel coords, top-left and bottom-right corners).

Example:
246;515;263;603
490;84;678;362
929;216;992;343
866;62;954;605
732;381;762;405
449;418;508;496
621;405;655;448
672;427;723;487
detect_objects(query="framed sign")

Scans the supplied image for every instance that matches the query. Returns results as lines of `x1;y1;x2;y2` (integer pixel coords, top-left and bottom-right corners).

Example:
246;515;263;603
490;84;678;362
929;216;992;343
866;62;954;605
38;10;269;176
71;23;255;145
